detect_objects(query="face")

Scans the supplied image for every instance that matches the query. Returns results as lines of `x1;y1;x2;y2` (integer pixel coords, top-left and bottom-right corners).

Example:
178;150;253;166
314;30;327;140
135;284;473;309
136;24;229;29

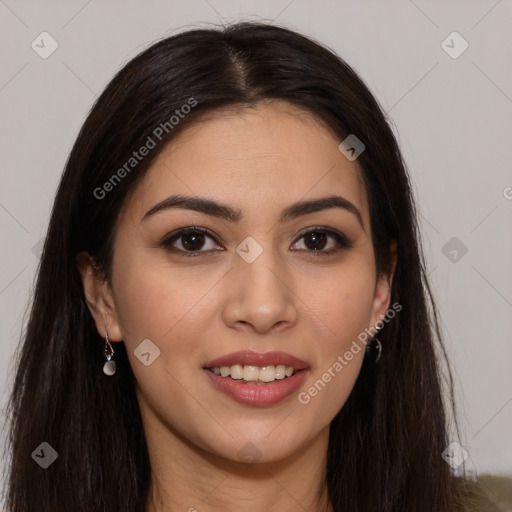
81;100;395;464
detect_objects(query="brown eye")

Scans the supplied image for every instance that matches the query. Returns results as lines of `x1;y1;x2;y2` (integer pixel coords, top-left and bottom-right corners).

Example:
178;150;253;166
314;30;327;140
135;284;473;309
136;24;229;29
181;231;206;251
159;227;223;256
303;231;328;250
291;227;353;255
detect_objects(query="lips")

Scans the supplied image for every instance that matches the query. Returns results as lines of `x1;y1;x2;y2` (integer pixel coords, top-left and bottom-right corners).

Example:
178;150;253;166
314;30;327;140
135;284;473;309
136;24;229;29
203;367;309;406
203;350;309;371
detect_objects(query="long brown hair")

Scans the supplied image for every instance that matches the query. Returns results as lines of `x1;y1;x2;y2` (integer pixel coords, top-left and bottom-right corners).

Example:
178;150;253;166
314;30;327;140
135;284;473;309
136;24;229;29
2;21;468;511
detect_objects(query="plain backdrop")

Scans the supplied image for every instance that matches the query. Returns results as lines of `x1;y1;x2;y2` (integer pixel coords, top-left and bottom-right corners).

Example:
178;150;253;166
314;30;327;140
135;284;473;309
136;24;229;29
1;0;511;486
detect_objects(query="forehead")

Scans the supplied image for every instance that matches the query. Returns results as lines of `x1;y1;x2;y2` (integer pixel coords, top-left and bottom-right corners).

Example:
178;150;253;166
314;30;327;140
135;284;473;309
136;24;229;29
120;100;369;227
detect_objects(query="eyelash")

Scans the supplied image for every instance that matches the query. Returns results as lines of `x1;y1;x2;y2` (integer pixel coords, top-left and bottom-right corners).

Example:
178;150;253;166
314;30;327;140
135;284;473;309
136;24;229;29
158;226;354;258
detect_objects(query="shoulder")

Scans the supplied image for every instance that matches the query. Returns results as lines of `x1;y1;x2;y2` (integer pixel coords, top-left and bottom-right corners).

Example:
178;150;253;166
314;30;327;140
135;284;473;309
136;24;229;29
462;473;512;511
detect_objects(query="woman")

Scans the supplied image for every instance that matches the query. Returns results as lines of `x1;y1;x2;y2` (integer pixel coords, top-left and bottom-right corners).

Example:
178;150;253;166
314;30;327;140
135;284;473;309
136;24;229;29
3;21;474;511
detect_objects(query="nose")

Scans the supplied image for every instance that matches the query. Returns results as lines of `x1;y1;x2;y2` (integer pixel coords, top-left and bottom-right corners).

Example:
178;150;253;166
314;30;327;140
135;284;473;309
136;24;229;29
222;247;299;334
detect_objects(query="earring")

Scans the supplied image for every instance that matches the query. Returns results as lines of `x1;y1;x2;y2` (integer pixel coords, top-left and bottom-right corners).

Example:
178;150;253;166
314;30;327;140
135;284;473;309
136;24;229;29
365;328;383;363
103;331;116;376
374;337;382;363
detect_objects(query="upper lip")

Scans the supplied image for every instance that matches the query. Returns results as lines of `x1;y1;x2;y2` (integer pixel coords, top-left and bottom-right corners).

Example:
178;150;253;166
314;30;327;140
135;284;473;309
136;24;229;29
203;350;309;370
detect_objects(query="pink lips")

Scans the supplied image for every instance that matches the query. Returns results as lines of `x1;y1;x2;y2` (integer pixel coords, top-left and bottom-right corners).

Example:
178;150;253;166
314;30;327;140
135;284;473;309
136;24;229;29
203;368;309;406
202;350;310;407
203;350;309;370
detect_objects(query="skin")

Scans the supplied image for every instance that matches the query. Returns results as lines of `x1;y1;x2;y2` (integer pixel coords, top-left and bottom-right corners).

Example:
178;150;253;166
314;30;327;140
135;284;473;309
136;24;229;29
79;100;396;512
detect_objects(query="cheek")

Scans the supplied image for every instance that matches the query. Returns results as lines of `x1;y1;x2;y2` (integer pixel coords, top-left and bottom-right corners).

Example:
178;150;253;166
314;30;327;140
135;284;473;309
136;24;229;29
300;256;376;346
111;258;216;406
295;271;373;426
294;256;375;418
298;350;364;427
111;253;218;345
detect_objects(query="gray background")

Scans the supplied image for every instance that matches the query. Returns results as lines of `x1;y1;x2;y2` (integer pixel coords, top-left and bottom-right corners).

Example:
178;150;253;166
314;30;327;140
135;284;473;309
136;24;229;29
1;0;511;489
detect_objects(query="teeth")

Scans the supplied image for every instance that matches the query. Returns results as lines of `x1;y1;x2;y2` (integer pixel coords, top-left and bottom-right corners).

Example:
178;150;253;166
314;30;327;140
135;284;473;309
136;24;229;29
209;364;297;383
230;364;243;380
242;365;259;381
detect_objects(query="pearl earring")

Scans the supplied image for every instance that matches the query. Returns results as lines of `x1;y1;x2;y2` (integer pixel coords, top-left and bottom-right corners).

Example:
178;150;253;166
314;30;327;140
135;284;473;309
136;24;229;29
102;331;116;376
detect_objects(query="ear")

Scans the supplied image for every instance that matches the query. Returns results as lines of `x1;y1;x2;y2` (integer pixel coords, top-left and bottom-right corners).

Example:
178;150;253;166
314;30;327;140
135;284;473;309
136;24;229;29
76;252;123;342
369;240;398;329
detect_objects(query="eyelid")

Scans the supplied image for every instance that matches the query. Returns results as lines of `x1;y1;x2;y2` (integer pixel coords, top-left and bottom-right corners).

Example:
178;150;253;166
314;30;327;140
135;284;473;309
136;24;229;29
294;224;350;241
165;225;219;241
159;226;224;250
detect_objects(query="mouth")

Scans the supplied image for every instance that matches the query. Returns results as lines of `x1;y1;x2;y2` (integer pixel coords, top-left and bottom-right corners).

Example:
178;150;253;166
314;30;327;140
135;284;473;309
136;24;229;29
202;350;310;405
205;364;298;384
202;349;309;382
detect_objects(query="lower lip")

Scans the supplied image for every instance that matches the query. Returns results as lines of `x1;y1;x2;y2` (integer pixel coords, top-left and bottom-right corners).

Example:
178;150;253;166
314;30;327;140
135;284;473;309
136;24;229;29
203;368;309;407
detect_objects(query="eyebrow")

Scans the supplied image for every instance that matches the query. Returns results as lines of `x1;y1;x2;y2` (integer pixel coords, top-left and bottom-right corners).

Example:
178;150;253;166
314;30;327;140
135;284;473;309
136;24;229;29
141;194;364;230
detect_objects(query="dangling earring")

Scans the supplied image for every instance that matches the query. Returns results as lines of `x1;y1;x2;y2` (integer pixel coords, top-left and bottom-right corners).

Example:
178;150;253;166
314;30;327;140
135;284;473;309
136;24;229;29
373;337;382;363
103;331;116;376
365;327;383;363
